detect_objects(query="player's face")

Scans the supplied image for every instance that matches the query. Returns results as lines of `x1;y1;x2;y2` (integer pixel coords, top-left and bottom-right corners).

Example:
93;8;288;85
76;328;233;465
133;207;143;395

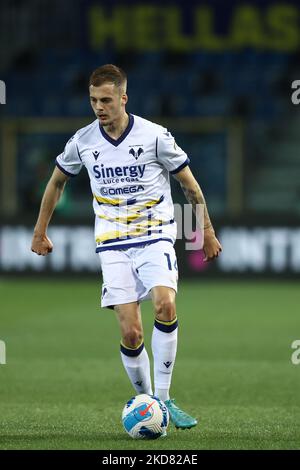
89;83;127;126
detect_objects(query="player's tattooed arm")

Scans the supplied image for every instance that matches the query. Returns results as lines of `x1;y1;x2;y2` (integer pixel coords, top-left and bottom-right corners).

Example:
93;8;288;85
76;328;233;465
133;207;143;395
174;166;212;230
180;180;213;230
174;166;222;261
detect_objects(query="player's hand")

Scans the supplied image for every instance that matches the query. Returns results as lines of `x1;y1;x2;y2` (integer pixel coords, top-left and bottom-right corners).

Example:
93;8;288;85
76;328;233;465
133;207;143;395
31;232;53;256
203;227;222;262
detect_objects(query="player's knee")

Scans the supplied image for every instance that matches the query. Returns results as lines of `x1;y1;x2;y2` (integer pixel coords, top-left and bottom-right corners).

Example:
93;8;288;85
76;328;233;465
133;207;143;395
154;297;176;322
122;329;143;349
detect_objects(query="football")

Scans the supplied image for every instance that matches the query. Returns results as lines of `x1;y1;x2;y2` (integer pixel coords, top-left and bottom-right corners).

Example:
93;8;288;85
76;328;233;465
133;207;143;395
122;393;169;439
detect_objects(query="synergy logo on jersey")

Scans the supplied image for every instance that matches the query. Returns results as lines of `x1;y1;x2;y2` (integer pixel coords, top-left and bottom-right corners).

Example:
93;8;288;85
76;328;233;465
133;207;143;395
93;163;146;180
129;147;144;160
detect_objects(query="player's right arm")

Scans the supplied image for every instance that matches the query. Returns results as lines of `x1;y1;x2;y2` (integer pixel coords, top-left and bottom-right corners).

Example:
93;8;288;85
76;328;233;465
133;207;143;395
31;167;69;256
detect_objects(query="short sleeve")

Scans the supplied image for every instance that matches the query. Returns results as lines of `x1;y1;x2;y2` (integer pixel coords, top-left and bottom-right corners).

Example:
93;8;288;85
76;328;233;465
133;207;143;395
55;135;83;177
156;129;190;174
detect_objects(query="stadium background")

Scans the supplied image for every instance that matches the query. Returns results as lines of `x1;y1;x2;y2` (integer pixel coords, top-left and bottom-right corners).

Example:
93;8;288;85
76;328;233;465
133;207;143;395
0;0;299;450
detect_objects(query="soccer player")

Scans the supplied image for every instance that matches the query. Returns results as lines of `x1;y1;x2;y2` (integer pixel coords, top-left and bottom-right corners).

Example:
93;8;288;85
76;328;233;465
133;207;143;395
31;64;222;431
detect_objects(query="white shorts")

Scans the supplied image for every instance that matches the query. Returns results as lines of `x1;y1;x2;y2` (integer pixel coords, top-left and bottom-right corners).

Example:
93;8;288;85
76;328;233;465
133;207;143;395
98;240;178;309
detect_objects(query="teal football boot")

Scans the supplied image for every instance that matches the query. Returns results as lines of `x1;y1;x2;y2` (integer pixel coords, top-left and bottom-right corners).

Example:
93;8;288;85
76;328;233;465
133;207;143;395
165;399;198;429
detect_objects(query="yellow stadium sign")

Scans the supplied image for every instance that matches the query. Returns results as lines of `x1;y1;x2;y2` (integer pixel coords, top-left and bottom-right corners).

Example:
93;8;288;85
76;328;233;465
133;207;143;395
88;5;299;52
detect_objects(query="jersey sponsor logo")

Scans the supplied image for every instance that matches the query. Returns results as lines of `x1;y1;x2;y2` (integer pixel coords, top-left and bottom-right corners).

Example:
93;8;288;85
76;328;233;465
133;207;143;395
100;185;144;196
129;147;144;160
93;164;145;179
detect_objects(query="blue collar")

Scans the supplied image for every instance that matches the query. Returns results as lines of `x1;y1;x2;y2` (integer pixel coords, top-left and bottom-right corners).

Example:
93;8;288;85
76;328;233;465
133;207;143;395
99;114;134;147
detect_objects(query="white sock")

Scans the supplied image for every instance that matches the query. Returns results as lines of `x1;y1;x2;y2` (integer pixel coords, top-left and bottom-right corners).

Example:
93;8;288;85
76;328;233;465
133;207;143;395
120;342;153;395
151;317;178;402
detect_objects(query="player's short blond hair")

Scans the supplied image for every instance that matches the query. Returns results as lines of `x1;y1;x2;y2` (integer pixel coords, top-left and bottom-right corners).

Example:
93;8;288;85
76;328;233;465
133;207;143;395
89;64;127;91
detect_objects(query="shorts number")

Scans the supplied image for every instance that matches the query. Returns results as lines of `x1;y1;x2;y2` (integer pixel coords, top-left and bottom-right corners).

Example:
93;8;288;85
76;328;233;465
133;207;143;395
164;253;178;271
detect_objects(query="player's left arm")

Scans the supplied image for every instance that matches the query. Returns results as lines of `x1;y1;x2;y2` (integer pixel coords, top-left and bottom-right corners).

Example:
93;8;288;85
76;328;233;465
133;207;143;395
173;166;222;262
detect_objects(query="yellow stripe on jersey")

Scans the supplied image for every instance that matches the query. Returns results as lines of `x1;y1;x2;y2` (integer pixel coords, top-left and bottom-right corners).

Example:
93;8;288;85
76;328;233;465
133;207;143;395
95;227;150;243
134;196;164;212
94;194;163;209
97;213;168;226
131;219;168;227
93;194;129;206
97;213;142;224
95;219;171;243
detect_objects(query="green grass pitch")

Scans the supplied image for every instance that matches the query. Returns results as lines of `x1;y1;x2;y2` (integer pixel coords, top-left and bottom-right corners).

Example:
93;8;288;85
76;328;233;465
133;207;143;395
0;279;299;450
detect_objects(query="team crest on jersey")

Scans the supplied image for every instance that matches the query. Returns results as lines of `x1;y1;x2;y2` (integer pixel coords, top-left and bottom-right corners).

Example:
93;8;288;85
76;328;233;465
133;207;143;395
129;147;144;160
92;150;100;160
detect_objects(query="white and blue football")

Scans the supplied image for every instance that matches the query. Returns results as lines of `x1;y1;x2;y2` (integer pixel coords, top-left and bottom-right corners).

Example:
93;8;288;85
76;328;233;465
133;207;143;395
122;393;169;439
